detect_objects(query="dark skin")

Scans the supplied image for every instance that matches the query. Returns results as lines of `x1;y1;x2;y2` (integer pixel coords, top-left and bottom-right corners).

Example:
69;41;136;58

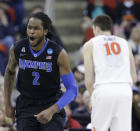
4;17;72;124
27;17;48;51
133;92;140;123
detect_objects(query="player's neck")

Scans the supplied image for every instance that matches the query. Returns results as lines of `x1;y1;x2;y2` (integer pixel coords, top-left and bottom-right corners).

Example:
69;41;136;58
97;31;111;36
32;39;46;52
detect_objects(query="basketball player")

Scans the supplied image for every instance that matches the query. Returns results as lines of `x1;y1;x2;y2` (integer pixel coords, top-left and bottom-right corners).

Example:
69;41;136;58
4;12;78;131
82;14;137;131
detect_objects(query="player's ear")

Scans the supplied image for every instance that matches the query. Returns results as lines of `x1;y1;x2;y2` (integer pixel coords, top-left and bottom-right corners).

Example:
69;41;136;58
96;26;101;33
44;29;48;36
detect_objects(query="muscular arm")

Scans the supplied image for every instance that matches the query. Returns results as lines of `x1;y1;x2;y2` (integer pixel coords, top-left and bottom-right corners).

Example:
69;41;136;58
82;41;94;96
43;49;72;112
56;49;78;110
58;49;71;75
4;45;18;116
35;49;78;124
128;44;137;84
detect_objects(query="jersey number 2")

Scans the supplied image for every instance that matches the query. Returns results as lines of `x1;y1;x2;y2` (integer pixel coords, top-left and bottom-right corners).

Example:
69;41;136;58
105;42;121;55
32;72;40;85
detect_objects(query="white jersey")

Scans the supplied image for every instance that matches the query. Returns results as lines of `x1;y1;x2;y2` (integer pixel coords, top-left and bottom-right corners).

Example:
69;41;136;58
91;35;132;86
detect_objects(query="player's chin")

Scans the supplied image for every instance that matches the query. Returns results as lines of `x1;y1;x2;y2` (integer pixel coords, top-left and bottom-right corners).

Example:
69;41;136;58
29;40;37;47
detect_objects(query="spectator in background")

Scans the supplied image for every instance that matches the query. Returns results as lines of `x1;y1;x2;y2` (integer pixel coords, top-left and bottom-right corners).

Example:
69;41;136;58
0;7;15;47
114;0;140;39
82;0;114;43
84;0;114;21
72;90;91;127
0;0;25;34
70;92;83;111
0;72;4;89
134;55;140;73
0;90;4;108
87;0;118;13
73;65;85;89
0;7;15;76
8;0;25;32
132;55;140;130
0;73;4;108
128;27;140;55
72;90;91;117
115;0;140;24
81;15;94;43
70;65;86;111
113;13;139;39
64;105;82;130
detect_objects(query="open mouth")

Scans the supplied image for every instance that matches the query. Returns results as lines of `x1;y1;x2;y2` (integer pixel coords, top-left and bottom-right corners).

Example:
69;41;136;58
29;37;35;41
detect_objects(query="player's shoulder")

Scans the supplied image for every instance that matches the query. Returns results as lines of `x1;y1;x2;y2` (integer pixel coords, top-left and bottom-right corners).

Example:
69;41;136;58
83;38;94;53
48;39;63;49
14;38;29;49
48;39;64;55
114;35;128;43
48;39;56;45
90;35;103;43
84;36;103;47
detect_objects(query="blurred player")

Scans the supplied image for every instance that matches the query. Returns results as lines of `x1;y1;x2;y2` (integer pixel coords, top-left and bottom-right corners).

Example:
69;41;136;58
83;14;137;131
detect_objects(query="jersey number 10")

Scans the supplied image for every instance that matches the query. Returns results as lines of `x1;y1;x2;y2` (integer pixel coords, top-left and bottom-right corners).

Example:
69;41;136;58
105;42;121;55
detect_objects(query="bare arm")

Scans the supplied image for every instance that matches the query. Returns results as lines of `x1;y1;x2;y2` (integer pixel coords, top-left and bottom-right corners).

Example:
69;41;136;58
82;41;94;95
35;49;75;124
128;44;137;84
48;49;72;113
58;49;71;75
45;49;72;112
4;45;18;118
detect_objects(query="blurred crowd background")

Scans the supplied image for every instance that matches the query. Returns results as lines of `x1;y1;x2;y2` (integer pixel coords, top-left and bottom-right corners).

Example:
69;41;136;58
0;0;140;131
